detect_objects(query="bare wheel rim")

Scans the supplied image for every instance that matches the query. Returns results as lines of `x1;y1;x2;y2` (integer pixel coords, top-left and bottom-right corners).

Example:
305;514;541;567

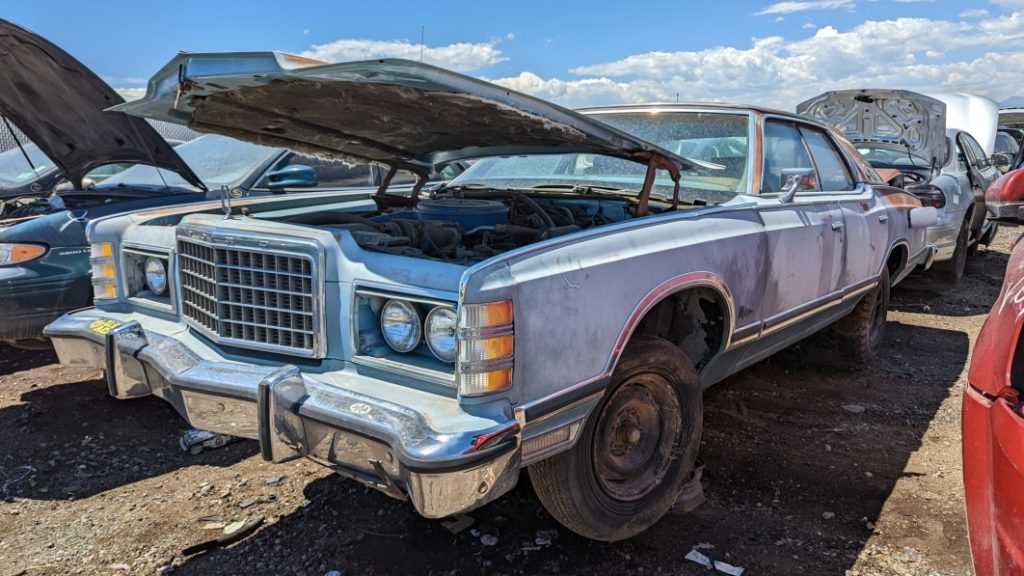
592;375;682;502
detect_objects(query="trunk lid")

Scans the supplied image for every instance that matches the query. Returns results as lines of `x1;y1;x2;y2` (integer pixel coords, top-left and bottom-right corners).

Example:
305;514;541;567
797;89;947;167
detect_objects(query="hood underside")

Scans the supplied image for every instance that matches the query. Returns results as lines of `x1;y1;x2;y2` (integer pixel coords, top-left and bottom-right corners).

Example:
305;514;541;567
112;53;703;175
797;89;947;166
0;20;204;190
1001;109;1024;129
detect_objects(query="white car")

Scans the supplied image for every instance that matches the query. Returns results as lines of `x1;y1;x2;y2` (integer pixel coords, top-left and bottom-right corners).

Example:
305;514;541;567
799;90;1001;283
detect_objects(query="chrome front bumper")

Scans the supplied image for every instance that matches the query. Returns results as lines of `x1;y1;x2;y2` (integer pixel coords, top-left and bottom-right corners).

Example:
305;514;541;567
989;201;1024;221
44;311;521;518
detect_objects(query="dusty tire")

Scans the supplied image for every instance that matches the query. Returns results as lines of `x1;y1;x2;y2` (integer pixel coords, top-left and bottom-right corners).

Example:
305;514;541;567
834;265;890;366
934;220;969;284
528;335;702;541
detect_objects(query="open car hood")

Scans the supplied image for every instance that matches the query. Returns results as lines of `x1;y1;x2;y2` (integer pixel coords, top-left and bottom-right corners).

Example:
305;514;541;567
112;53;706;176
1001;108;1024;129
797;89;947;167
0;20;204;190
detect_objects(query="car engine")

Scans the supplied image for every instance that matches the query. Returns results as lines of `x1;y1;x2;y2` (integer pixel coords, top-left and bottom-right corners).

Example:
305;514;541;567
283;192;635;263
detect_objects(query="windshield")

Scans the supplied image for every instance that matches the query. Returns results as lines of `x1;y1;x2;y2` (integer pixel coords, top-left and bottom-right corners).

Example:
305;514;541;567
449;111;750;205
98;134;278;191
856;144;932;168
996;132;1021;155
0;143;56;188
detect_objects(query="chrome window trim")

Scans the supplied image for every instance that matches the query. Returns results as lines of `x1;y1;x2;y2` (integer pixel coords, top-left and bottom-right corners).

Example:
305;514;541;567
175;224;327;359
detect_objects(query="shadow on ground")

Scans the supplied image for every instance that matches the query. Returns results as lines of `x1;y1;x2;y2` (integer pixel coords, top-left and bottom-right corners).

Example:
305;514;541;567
0;344;57;376
0;377;257;501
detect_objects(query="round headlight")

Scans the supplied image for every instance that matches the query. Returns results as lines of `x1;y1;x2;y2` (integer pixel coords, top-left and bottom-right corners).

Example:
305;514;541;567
380;299;421;353
144;257;167;296
425;306;457;363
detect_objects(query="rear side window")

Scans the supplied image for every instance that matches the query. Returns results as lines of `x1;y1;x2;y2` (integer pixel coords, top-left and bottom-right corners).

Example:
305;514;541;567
960;133;991;169
996;132;1020;155
800;127;854;191
761;120;814;193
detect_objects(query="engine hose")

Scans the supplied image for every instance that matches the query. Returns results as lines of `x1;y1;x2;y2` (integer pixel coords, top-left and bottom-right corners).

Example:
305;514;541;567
512;192;556;229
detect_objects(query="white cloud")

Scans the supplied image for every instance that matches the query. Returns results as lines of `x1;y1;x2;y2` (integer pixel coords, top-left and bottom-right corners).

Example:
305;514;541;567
300;38;507;72
961;8;990;17
115;87;146;101
893;0;934;3
990;0;1024;8
491;13;1024;110
803;21;819;28
756;0;855;16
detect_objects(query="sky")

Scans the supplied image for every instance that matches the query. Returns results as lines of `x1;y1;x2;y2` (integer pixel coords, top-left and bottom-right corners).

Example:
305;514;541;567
8;0;1024;111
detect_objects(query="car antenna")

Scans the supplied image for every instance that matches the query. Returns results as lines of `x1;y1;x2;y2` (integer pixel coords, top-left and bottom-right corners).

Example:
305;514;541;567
1;115;37;174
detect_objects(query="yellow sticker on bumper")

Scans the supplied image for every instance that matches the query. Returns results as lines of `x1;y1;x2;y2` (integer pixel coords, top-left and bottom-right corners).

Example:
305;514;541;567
87;318;122;335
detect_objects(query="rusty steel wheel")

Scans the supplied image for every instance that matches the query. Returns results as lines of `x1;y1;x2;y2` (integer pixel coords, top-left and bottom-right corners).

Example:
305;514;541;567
593;376;681;502
529;335;702;541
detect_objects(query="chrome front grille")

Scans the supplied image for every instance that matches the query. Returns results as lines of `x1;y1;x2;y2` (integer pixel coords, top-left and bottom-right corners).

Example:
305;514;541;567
176;230;323;357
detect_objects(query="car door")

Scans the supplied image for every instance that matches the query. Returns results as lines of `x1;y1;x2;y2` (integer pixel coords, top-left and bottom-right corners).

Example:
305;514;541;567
799;125;882;289
958;132;999;238
755;118;845;333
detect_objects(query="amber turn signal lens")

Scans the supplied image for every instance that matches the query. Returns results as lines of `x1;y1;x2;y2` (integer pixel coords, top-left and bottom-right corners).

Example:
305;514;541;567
462;300;513;328
459;368;513;396
0;243;47;266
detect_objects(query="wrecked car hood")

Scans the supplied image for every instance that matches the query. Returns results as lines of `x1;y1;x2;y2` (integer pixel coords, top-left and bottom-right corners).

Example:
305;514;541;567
1000;108;1024;129
0;20;204;190
112;53;703;174
797;89;947;167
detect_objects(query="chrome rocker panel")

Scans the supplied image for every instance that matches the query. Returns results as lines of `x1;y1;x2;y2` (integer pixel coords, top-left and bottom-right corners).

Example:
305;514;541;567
44;311;521;519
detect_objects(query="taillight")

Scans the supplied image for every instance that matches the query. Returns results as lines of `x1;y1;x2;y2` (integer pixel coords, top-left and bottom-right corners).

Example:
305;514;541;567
457;300;514;396
906;184;946;209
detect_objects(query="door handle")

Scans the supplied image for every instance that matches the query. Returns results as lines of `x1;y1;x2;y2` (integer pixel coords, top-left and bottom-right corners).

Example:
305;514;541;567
832;220;845;231
878;214;889;223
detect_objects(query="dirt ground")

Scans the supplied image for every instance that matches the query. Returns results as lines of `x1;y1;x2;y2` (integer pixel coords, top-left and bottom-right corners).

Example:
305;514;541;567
0;227;1015;576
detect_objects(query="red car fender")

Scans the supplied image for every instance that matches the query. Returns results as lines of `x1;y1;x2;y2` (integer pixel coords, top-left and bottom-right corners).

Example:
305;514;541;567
986;168;1024;204
964;242;1024;576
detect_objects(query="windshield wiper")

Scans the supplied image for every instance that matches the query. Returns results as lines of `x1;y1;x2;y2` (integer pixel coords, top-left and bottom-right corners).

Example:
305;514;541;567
528;184;636;195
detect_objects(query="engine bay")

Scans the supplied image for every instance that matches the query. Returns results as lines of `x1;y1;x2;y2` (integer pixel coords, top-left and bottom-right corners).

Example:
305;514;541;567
279;191;643;264
0;190;130;224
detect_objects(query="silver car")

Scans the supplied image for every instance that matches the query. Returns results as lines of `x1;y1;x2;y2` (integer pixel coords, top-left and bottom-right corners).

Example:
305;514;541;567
798;89;1000;283
45;54;935;541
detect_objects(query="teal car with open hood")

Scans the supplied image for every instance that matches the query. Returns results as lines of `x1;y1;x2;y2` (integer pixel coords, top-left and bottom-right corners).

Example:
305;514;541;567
0;21;452;346
46;51;936;540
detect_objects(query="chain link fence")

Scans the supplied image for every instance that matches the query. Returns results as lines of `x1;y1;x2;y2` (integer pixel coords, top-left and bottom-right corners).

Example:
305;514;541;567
0;120;200;153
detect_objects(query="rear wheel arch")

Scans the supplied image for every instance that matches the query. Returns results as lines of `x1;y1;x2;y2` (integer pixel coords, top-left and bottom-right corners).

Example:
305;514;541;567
886;241;908;279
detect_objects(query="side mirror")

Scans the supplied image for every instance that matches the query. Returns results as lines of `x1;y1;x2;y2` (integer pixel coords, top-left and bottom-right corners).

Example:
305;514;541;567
779;168;817;203
910;206;938;229
265;164;318;190
992;152;1013;173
